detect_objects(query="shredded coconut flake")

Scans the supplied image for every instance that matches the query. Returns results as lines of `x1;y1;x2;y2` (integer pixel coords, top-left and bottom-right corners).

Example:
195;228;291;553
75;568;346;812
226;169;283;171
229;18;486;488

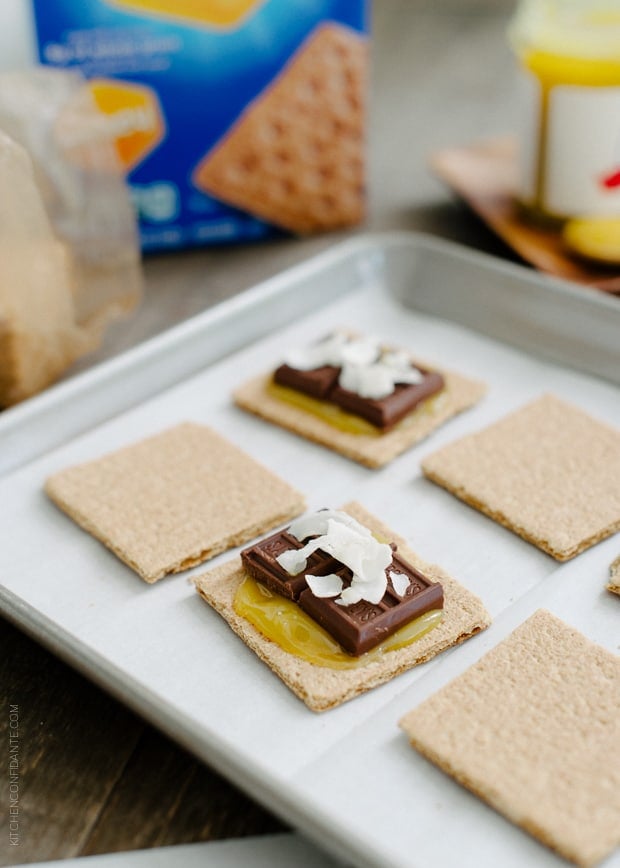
287;508;373;543
284;331;355;371
389;569;410;597
335;585;363;606
339;335;379;366
305;573;343;598
283;333;424;401
278;508;393;605
276;535;324;575
339;362;396;399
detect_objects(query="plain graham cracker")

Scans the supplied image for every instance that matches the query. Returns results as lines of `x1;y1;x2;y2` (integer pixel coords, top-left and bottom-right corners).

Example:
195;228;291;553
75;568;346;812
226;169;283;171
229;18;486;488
45;422;305;583
234;368;486;469
400;610;620;868
422;394;620;560
609;555;620;596
192;23;367;234
194;501;491;712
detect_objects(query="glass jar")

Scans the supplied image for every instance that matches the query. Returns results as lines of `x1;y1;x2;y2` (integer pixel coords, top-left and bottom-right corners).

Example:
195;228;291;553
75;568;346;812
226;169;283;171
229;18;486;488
509;0;620;225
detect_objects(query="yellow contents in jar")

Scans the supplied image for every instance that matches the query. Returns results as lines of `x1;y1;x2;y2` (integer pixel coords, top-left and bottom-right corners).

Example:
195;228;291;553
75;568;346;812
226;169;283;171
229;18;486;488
266;380;446;437
523;49;620;90
233;576;443;670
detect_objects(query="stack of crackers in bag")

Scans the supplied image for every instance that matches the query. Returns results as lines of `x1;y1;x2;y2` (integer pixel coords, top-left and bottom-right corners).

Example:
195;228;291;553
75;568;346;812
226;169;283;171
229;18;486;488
0;69;142;408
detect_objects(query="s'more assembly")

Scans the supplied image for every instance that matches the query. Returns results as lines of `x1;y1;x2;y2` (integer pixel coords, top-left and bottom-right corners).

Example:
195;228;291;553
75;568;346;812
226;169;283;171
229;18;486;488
2;1;619;867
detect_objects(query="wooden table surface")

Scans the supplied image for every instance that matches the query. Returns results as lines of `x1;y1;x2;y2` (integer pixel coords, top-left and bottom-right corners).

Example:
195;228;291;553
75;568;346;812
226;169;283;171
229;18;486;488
2;1;519;864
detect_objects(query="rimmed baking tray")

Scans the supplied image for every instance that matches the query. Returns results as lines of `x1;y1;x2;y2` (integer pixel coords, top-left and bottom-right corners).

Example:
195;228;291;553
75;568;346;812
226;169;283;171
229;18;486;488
2;230;618;477
1;232;618;868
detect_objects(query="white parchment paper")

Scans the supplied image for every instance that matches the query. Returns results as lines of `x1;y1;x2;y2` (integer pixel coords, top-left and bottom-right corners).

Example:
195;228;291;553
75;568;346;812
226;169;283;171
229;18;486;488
0;276;618;868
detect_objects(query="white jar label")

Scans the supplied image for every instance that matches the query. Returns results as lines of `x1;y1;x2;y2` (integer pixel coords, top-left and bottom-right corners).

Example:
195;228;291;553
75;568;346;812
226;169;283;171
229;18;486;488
542;84;620;217
517;70;620;217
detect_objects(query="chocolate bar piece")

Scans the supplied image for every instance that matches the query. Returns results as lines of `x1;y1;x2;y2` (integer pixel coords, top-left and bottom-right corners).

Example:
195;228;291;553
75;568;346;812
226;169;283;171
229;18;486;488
330;369;445;429
273;363;340;400
241;532;444;656
241;528;341;600
274;357;444;430
299;552;443;655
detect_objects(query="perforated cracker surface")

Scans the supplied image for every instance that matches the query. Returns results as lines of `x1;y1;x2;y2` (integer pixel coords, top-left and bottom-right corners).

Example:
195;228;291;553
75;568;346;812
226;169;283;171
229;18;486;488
192;23;367;234
45;422;305;583
422;394;620;560
400;610;620;867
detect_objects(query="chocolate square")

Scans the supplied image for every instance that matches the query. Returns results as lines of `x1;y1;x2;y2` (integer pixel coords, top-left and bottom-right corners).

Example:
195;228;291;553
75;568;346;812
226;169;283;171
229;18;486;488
298;551;443;655
330;369;445;430
273;363;340;400
241;528;342;601
241;530;444;656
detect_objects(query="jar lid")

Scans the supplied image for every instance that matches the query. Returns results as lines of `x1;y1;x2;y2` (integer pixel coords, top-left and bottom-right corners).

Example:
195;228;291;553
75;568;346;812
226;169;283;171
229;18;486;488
509;0;620;59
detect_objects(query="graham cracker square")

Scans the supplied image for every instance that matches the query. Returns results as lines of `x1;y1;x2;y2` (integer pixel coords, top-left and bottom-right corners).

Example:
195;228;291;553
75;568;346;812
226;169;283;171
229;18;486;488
192;23;368;234
400;610;620;868
234;366;486;469
195;501;491;712
422;394;620;560
45;422;305;583
609;555;620;596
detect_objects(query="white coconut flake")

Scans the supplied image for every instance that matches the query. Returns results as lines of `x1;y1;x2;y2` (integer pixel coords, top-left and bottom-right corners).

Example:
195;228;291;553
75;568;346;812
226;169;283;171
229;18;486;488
276;548;307;576
283;333;424;401
339;362;396;399
287;509;373;543
389;569;411;597
279;508;393;604
382;349;410;369
276;536;324;575
393;366;425;385
335;585;363;606
305;573;343;598
339;354;424;400
284;331;354;371
382;350;423;380
339;335;379;366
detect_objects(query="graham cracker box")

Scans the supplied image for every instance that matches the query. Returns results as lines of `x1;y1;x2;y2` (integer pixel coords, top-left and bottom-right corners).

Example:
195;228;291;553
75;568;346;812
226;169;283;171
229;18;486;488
32;0;369;251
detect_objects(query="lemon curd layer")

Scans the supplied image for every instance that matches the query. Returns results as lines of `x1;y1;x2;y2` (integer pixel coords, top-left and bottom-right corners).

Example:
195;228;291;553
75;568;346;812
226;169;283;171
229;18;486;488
233;576;443;670
266;379;446;437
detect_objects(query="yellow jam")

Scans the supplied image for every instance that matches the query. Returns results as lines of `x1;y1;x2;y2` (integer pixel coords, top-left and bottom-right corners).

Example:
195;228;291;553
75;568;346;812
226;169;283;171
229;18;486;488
266;380;446;437
233;576;443;670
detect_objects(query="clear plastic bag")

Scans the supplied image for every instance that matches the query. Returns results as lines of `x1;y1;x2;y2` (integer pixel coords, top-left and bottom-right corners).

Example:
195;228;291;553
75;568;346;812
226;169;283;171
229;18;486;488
0;68;142;406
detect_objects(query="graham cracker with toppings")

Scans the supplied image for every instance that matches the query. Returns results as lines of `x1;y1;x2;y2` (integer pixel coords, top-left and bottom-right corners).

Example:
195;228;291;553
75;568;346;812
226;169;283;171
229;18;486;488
233;367;486;469
192;23;367;234
195;501;491;712
400;610;620;868
609;555;620;596
422;394;620;560
45;422;305;583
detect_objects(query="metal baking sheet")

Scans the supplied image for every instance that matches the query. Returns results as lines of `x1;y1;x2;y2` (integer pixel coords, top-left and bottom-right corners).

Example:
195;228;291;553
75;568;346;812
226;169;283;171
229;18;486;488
23;834;336;868
2;231;619;478
1;232;618;868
